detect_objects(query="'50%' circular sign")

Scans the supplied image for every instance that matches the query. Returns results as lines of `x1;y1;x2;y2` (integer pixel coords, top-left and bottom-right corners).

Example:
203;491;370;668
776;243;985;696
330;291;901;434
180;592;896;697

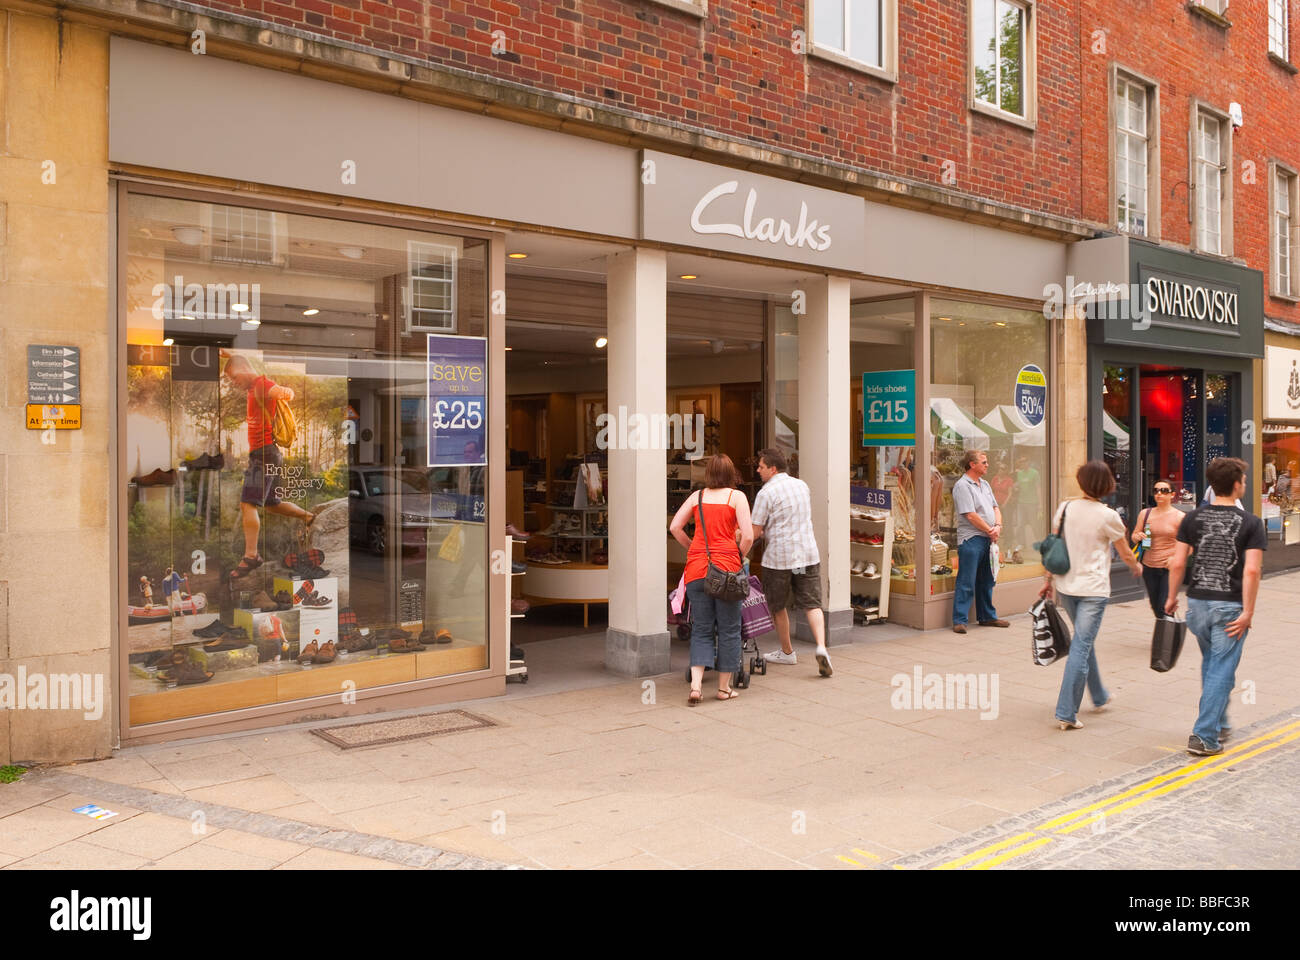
1014;364;1047;428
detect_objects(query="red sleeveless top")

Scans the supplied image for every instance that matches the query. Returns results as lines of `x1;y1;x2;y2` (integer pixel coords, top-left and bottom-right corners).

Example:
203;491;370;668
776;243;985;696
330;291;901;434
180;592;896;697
684;491;743;584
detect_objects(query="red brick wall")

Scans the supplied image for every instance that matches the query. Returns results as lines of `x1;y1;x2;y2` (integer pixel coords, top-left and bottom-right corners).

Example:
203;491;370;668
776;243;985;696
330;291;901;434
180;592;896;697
1080;0;1300;322
197;0;1082;219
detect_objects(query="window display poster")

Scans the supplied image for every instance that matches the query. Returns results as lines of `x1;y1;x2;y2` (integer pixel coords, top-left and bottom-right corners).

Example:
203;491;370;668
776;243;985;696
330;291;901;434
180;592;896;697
1014;364;1047;428
862;369;916;446
427;334;486;467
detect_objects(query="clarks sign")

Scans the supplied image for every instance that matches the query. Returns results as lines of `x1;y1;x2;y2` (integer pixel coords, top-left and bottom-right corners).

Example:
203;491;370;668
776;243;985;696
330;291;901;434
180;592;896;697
1137;265;1241;336
639;150;865;270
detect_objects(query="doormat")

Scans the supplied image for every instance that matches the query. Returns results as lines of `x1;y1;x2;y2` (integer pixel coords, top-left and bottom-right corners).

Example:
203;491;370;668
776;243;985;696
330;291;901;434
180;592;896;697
310;710;497;749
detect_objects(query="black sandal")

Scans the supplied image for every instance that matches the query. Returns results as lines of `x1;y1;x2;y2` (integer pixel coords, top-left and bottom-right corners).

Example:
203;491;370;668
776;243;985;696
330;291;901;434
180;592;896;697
229;555;264;579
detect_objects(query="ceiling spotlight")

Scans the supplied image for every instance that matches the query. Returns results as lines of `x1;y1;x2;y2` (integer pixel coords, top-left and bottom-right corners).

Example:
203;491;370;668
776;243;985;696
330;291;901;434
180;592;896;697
595;337;608;349
679;274;698;280
338;246;365;260
938;317;952;322
994;321;1007;327
231;303;250;313
162;337;175;346
244;318;261;327
181;315;195;321
171;226;203;246
303;308;320;316
508;252;529;259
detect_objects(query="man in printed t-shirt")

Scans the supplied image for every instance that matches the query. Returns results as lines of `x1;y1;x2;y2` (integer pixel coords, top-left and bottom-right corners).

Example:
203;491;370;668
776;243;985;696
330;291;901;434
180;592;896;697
1165;457;1267;757
222;355;315;579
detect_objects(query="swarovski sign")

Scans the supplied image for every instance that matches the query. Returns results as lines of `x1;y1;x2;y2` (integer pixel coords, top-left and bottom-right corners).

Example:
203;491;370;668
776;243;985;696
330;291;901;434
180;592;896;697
1137;265;1241;336
640;150;866;271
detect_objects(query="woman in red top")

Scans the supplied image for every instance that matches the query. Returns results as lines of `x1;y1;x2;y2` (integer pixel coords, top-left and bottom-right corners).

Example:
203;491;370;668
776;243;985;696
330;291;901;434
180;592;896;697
669;454;754;705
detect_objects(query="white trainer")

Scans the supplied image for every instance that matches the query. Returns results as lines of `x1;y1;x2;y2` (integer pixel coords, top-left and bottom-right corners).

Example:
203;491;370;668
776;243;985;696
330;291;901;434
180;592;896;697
815;647;833;678
765;649;797;665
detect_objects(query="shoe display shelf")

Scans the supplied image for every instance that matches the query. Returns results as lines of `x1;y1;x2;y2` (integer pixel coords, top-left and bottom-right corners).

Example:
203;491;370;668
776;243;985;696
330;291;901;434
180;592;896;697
849;506;892;624
506;534;528;683
536;506;608;564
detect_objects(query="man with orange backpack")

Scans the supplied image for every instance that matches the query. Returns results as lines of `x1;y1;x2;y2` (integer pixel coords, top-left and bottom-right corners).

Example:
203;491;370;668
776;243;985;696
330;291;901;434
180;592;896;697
223;354;315;579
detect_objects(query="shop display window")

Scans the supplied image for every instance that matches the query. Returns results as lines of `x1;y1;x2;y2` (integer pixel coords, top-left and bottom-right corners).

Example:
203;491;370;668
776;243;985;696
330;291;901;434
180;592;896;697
123;193;488;726
930;300;1049;589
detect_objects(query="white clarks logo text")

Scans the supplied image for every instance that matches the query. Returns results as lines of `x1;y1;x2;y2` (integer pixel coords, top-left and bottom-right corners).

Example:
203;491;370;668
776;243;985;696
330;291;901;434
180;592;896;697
1145;277;1238;326
50;891;152;940
690;180;833;251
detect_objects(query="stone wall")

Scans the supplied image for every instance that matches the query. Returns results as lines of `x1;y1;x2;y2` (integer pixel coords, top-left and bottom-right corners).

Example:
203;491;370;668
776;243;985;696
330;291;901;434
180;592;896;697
0;11;114;763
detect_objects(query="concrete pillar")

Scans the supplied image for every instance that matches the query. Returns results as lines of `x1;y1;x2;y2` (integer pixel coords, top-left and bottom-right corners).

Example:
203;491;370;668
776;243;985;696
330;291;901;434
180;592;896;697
605;248;670;676
795;276;853;647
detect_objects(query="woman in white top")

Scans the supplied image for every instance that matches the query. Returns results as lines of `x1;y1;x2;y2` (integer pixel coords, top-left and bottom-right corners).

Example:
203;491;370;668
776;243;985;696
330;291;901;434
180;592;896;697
1041;460;1142;730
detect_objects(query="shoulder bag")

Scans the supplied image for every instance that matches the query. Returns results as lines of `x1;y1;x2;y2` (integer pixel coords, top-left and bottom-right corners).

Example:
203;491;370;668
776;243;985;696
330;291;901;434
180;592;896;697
695;490;750;604
1033;501;1071;575
1131;507;1153;562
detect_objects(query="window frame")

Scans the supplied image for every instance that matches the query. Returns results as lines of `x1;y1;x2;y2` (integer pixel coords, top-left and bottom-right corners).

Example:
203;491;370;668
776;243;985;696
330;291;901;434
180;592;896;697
1110;66;1161;241
644;0;707;18
1270;161;1300;301
1190;102;1233;257
1269;0;1292;63
806;0;899;84
967;0;1038;130
1190;0;1231;25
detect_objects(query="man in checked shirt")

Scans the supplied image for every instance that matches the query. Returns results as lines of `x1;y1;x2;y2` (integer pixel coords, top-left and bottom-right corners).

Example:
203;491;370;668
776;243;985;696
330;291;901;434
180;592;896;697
751;448;832;678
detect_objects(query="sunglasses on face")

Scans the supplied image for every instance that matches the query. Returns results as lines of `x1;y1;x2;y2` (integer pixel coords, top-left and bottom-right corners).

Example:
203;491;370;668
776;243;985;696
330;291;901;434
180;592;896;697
1153;487;1172;494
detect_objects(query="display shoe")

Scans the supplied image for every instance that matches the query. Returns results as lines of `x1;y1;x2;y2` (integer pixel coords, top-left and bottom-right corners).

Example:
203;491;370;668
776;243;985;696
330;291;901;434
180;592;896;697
203;633;251;653
1011;548;1023;564
147;649;186;670
274;590;293;610
304;593;333;607
863;562;879;578
511;598;530;615
192;618;232;638
434;628;453;644
511;561;527;575
505;523;531;541
388;635;418;653
312;641;337;664
850;561;866;576
297;640;319;663
157;661;214;685
251;590;279;612
294;564;331;579
133;467;177;487
283;548;326;570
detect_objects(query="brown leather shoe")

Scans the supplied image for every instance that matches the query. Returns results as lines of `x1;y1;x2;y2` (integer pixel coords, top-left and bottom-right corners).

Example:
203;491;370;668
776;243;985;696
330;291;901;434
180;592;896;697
979;619;1011;628
952;624;967;634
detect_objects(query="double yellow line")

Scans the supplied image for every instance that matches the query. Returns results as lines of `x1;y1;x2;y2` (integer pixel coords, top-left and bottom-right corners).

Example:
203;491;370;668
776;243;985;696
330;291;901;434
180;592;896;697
933;718;1300;871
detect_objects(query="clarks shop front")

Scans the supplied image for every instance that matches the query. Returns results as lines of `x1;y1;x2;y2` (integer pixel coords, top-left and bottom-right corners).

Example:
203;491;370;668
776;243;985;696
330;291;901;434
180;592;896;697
1087;242;1264;592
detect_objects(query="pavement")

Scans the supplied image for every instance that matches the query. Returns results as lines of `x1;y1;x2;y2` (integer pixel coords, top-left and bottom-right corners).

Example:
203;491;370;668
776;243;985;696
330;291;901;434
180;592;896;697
2;570;1299;870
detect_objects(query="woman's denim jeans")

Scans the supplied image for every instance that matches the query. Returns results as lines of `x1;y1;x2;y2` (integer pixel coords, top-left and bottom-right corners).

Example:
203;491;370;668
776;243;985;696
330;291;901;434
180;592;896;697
686;578;742;674
1054;593;1111;724
1186;599;1248;751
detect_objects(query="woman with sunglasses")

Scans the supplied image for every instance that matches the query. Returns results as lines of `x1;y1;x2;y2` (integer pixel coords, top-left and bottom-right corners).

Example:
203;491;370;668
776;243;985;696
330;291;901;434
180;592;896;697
1131;481;1184;618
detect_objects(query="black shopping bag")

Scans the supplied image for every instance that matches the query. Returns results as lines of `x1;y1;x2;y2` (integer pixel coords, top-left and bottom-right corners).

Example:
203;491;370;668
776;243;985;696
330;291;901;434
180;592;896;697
1029;597;1071;666
1150;616;1186;673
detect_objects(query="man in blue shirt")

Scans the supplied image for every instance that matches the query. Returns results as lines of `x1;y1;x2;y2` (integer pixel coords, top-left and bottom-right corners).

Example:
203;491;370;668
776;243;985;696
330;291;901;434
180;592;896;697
951;449;1009;634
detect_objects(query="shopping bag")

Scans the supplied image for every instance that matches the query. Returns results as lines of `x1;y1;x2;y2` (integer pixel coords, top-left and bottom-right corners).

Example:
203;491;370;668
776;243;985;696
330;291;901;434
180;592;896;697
437;523;464;563
989;542;1001;581
739;575;774;641
1149;616;1186;673
1029;596;1071;666
670;573;687;616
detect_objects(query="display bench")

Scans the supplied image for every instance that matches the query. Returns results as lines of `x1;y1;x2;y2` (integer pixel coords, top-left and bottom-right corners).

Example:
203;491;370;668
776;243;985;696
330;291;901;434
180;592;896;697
522;561;609;629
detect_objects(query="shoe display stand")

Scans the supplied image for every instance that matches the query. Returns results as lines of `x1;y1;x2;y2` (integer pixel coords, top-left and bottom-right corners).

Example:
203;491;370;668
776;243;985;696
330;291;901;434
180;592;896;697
536;506;608;563
506;534;528;683
849;508;893;624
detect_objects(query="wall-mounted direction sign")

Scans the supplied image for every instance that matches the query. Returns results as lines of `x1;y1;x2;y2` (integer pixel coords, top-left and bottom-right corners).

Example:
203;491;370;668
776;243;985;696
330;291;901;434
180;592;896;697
27;344;81;403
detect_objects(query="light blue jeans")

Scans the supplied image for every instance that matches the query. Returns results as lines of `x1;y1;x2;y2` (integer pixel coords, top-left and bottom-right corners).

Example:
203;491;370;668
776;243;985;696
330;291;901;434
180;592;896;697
686;578;742;673
1186;599;1248;751
1054;593;1111;724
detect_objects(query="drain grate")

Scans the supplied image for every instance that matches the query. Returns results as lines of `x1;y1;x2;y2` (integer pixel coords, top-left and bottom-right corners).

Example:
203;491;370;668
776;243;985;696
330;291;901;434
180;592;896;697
310;710;497;749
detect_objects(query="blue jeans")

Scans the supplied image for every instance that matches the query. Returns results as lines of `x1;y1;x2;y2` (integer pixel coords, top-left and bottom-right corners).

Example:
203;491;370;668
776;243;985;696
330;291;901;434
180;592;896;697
686;578;742;674
1186;599;1248;751
952;536;997;625
1054;594;1111;723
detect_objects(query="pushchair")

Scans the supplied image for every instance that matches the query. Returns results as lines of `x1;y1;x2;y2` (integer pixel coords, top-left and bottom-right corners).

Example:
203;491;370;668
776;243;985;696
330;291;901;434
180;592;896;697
667;585;767;689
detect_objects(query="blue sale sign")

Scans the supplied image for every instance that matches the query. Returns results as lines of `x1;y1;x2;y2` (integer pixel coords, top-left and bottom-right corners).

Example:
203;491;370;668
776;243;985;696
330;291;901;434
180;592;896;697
427;334;487;467
862;369;916;446
1014;364;1047;428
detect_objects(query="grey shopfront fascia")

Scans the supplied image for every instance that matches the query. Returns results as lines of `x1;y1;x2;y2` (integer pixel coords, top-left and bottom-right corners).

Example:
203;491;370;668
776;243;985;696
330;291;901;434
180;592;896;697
1086;242;1264;581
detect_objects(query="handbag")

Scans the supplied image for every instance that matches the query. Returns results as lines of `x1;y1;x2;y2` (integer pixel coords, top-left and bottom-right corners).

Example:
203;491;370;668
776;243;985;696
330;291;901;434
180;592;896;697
1029;596;1072;666
738;575;774;640
1131;507;1153;562
1149;616;1186;673
1033;502;1071;575
695;491;750;604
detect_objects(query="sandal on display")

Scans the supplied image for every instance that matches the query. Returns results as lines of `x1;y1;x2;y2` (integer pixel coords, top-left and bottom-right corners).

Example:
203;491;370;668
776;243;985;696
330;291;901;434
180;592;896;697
312;641;337;664
229;555;264;580
388;636;418;653
157;661;214;685
417;629;440;646
434;628;453;644
147;649;186;670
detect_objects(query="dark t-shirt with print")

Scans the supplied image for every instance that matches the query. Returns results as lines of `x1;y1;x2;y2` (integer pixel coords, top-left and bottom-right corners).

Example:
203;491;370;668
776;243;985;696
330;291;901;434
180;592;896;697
1175;505;1268;603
